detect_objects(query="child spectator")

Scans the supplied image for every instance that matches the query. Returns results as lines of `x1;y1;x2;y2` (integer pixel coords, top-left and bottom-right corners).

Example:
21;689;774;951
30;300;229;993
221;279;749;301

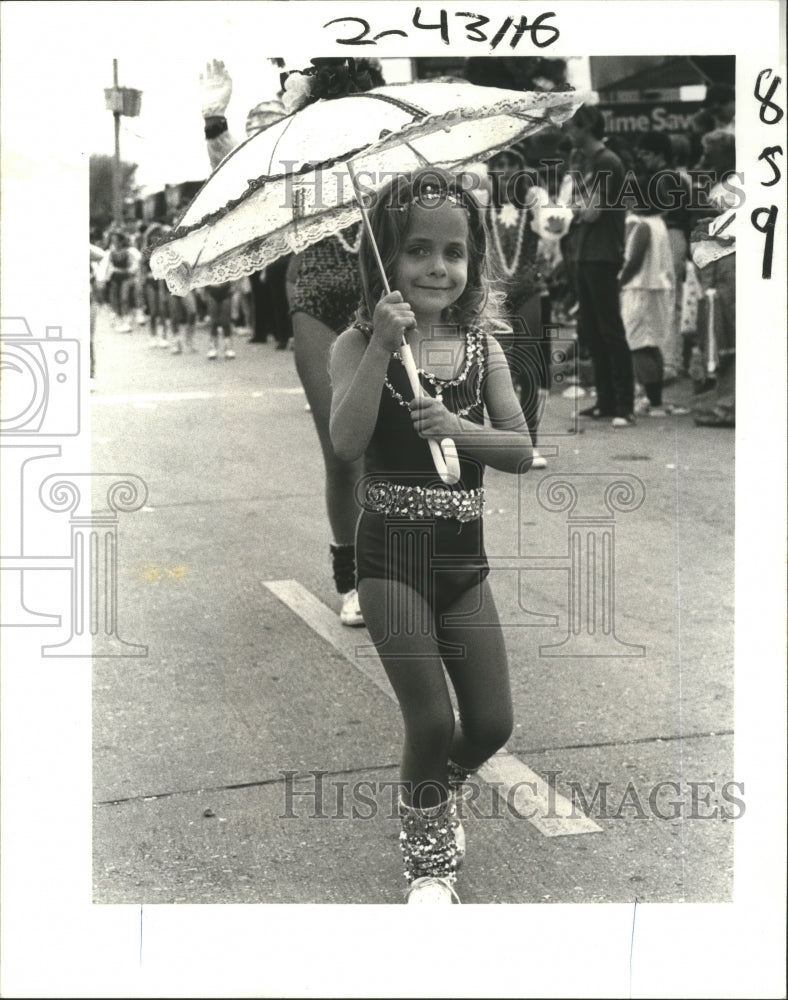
618;184;675;417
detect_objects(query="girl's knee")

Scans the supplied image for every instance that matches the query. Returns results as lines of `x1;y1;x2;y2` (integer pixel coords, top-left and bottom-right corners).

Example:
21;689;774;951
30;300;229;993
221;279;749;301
465;712;513;760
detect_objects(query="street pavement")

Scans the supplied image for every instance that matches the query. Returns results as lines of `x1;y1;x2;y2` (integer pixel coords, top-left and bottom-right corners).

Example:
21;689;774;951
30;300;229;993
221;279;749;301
90;306;736;906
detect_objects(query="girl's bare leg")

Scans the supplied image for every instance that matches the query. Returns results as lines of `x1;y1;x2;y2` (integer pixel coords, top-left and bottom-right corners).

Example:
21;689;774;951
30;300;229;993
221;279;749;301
358;577;455;809
436;579;514;770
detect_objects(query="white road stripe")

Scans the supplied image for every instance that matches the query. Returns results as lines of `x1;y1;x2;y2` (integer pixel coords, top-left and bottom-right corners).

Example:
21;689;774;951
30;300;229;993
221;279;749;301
263;579;393;700
263;578;601;837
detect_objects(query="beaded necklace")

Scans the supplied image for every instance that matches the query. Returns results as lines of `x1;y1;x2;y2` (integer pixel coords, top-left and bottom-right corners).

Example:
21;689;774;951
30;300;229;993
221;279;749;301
489;201;530;278
384;326;485;417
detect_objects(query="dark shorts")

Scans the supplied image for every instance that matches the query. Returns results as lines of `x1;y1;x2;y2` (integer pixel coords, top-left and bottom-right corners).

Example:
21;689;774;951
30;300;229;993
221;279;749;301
355;510;490;616
205;283;233;302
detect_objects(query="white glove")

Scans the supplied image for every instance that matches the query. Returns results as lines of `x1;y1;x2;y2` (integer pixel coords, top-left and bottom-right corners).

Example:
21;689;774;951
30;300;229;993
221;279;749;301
199;58;233;118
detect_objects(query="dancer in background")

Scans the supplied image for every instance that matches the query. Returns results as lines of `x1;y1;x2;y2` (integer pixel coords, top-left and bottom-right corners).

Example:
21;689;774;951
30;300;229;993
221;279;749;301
197;58;385;626
204;281;236;360
141;223;172;349
104;231;141;334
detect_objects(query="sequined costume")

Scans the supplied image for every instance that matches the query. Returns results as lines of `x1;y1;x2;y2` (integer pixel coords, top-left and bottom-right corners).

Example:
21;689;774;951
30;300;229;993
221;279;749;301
289;227;363;332
355;327;491;615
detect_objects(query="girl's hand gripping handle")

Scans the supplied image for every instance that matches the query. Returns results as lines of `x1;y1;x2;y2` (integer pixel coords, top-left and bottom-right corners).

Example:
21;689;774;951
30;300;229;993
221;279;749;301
398;342;461;486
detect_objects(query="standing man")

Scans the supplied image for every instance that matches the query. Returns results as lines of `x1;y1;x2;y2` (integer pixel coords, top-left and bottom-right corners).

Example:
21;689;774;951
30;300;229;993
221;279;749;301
564;105;635;426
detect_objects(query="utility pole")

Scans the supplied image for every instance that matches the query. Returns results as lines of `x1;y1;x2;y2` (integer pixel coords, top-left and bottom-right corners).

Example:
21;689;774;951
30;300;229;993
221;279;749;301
104;60;142;228
112;59;122;226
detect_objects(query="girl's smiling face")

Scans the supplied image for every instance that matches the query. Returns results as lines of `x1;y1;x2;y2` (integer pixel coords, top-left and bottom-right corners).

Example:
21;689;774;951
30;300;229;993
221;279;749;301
393;200;469;326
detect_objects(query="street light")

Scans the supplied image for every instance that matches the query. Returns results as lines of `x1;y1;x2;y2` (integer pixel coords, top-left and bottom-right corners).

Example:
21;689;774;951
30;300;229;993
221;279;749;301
104;59;142;227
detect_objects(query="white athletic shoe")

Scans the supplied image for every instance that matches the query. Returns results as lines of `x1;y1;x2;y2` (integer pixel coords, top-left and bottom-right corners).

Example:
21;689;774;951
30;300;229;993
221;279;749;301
406;876;461;904
339;589;364;627
207;346;218;360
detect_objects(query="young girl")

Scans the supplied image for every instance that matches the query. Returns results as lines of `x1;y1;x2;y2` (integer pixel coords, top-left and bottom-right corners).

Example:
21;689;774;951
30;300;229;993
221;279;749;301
619;187;676;417
330;169;533;904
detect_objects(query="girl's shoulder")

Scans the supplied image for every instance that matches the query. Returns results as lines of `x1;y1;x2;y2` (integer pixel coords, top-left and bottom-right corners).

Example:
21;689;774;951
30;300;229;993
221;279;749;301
332;322;374;364
473;318;506;349
335;322;371;347
351;318;373;340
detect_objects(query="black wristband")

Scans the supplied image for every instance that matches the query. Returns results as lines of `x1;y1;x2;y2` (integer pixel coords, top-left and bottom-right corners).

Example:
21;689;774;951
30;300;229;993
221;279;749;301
204;116;228;140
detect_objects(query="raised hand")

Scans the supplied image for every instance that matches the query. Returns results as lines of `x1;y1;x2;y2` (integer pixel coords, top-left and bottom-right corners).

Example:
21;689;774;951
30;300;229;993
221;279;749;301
199;58;233;118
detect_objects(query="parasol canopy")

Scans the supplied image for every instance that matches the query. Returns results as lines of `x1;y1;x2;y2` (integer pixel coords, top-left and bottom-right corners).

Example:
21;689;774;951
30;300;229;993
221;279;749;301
150;81;588;294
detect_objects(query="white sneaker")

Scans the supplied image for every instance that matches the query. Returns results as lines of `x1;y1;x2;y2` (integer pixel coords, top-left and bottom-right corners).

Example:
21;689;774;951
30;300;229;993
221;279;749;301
170;340;183;355
406;876;461;904
207;346;218;360
339;589;364;627
115;322;132;333
224;347;236;359
531;449;547;469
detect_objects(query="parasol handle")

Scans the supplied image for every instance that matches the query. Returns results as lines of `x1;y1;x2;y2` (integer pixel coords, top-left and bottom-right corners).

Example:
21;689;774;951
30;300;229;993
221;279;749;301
398;343;462;486
347;161;461;486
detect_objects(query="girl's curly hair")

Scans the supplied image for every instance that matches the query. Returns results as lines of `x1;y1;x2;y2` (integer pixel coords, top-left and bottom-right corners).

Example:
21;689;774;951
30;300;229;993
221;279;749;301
355;168;506;332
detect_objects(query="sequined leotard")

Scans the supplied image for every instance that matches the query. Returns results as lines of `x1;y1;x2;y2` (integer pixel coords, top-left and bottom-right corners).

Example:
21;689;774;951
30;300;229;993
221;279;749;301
355;327;491;615
289;227;362;332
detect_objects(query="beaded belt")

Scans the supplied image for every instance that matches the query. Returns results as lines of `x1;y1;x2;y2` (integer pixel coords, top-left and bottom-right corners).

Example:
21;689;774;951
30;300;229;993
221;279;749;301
363;482;484;523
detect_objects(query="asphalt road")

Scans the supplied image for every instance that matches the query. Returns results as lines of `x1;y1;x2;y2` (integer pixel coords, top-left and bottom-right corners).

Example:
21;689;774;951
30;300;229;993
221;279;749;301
90;306;736;907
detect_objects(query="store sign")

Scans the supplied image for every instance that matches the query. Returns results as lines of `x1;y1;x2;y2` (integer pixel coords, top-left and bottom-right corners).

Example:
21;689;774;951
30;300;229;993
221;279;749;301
598;102;703;135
